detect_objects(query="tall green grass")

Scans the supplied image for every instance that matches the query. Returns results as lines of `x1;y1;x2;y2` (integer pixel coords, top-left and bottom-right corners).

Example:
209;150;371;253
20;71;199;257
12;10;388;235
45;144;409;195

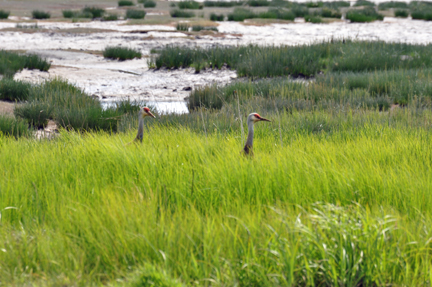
103;46;142;60
151;40;432;78
82;6;105;18
118;0;135;6
354;0;375;6
0;115;30;138
3;109;432;285
395;9;409;17
204;1;244;7
170;9;196;17
0;78;31;101
378;1;408;10
0;50;51;78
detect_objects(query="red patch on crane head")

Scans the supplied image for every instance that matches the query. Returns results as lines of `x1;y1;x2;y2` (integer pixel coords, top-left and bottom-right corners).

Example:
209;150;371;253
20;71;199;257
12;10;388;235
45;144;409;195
254;113;262;119
143;107;150;112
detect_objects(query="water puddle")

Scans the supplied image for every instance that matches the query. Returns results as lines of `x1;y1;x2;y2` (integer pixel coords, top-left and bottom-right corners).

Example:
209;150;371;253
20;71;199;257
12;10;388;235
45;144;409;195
101;100;189;114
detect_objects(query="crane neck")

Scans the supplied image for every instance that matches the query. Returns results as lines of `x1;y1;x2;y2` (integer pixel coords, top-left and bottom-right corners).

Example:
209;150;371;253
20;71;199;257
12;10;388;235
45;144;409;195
244;120;254;153
136;116;144;142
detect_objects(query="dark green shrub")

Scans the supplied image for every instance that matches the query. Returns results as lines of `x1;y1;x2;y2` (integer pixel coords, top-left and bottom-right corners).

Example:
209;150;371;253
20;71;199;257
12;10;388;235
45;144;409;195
258;8;296;20
323;1;350;9
14;101;54;129
32;10;51;19
103;46;142;60
0;50;50;78
118;0;134;6
143;0;157;8
204;1;243;7
210;13;225;21
0;79;31;101
411;9;432;20
176;23;190;31
178;1;203;9
291;5;309;17
320;8;342;18
346;7;384;22
306;1;323;8
305;15;322;22
0;10;10;19
103;14;119;21
62;10;78;18
170;9;196;17
126;9;146;19
247;0;270;6
378;1;408;10
192;25;218;31
82;7;105;18
0;115;30;138
228;8;256;21
354;0;375;6
395;9;409;17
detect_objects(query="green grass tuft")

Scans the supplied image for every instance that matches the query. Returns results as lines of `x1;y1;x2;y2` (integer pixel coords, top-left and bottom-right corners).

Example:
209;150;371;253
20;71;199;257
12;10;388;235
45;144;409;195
0;79;32;101
82;6;105;18
178;0;203;9
126;9;146;19
248;0;270;6
210;13;225;21
378;1;408;10
228;7;256;21
103;46;142;60
0;10;10;19
118;0;135;6
0;115;30;138
204;1;244;7
305;15;322;23
32;10;50;19
354;0;375;6
346;7;384;22
103;13;119;21
141;0;157;8
395;9;409;17
0;50;50;78
170;9;196;17
14;101;54;129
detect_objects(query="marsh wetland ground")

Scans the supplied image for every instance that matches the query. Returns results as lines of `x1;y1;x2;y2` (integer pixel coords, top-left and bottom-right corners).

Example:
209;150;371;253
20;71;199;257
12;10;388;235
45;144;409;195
2;0;432;286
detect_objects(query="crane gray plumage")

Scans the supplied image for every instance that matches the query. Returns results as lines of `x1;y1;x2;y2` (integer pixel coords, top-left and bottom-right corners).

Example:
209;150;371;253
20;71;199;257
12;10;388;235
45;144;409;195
243;112;270;155
135;107;156;143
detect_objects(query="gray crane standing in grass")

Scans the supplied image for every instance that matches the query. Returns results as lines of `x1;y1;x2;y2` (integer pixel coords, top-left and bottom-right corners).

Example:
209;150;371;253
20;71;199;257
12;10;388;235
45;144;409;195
134;106;156;143
243;112;271;155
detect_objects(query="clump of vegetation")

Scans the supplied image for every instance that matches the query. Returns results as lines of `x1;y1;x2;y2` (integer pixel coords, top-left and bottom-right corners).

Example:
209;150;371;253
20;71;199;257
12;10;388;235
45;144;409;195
176;23;190;31
323;1;350;9
0;79;31;101
103;14;119;21
305;1;323;8
258;8;295;20
151;40;432;78
192;25;218;31
126;9;146;19
103;46;142;60
346;7;384;22
395;9;409;17
318;8;342;18
178;1;203;9
228;8;256;21
62;9;93;19
290;4;309;17
0;115;29;138
0;10;10;19
141;0;157;8
15;23;39;29
170;9;196;17
210;13;225;21
14;101;54;129
305;15;322;22
354;0;375;6
82;6;105;18
247;0;270;6
411;9;432;20
204;1;243;7
0;50;50;78
378;1;408;10
118;0;135;6
32;10;51;19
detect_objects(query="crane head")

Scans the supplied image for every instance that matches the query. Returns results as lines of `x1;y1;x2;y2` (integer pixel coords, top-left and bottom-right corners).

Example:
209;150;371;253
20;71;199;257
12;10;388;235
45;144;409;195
249;113;270;123
141;107;156;118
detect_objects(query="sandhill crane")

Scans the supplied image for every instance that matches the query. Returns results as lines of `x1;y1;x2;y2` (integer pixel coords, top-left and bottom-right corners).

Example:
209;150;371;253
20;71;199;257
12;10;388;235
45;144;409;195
134;106;156;142
243;112;270;155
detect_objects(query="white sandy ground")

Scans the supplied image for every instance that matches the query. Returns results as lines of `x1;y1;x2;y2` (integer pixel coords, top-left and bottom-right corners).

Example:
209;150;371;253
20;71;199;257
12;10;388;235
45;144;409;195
1;18;432;111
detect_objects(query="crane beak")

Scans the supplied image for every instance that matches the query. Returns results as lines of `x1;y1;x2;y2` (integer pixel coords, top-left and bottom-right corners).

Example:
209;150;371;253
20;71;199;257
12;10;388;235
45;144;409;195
259;117;271;122
147;111;156;118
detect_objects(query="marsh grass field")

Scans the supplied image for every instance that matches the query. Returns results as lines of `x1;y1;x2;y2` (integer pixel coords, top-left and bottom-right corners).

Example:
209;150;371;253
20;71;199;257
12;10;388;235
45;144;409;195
3;0;432;284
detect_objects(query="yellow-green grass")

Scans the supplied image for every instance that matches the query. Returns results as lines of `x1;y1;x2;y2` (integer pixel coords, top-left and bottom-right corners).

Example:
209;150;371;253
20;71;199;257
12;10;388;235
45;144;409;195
2;110;432;285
